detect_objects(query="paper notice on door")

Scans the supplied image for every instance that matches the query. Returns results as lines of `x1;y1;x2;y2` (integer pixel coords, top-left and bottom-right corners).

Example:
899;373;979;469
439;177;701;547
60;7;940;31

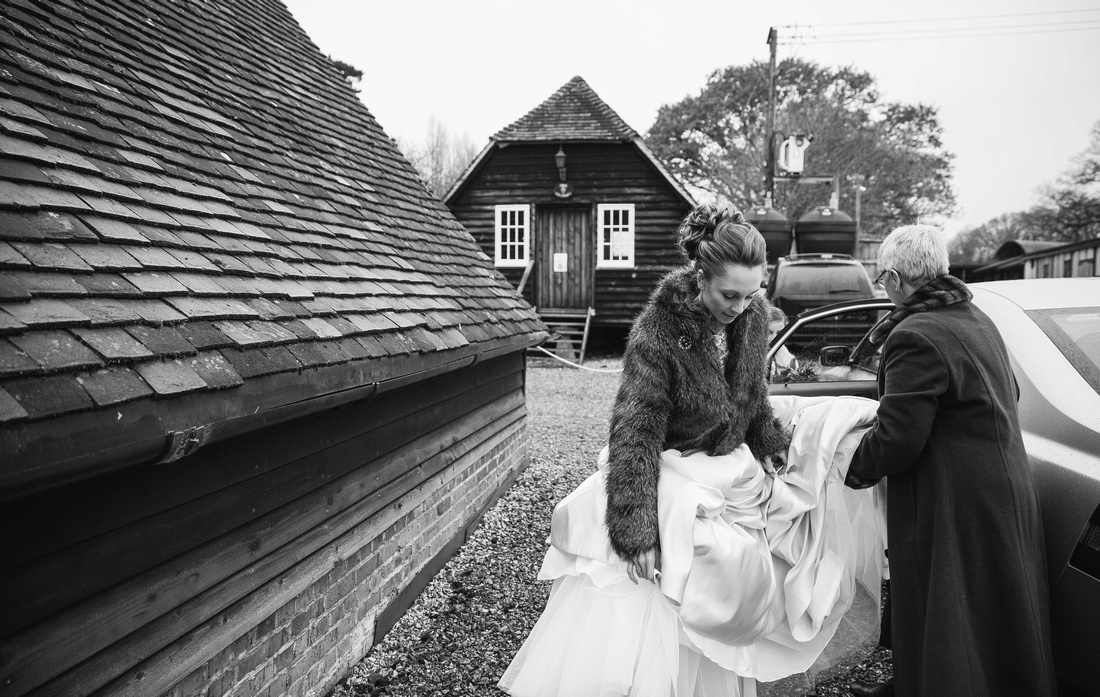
553;253;568;272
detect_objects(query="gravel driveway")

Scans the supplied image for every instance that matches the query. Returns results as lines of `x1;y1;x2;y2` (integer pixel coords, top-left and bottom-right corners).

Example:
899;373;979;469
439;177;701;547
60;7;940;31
328;358;892;697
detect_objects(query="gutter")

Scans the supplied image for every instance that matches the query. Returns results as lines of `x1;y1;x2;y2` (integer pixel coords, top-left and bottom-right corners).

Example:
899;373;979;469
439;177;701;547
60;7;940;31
0;333;547;504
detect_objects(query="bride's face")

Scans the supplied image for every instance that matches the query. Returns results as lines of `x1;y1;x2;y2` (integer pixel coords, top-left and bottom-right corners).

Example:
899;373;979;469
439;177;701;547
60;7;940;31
698;263;764;325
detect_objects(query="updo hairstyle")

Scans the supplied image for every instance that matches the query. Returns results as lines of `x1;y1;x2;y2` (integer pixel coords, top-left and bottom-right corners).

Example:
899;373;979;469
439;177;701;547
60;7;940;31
676;204;767;279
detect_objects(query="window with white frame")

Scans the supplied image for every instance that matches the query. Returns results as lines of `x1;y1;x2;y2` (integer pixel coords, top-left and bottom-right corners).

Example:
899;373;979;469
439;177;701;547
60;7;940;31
494;204;530;267
597;203;635;268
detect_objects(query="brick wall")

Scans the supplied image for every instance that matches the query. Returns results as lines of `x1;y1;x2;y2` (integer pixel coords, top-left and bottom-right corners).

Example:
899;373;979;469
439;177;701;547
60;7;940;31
158;415;529;697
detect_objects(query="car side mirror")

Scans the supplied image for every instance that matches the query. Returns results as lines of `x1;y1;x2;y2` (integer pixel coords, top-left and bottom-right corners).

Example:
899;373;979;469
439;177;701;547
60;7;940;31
819;345;851;367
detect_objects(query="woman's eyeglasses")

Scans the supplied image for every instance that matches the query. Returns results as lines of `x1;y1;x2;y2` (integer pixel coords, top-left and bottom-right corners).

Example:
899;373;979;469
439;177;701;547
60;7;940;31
874;269;894;289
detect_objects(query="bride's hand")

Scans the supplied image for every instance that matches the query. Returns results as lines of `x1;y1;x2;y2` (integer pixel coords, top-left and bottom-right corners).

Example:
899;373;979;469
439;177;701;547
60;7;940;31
626;547;661;585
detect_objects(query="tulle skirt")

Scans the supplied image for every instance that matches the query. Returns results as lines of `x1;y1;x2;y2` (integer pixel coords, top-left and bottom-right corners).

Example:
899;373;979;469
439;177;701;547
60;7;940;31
499;396;886;697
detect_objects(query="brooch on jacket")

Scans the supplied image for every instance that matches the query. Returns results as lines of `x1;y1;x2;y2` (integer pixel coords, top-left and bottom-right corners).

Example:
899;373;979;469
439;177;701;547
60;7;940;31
678;335;693;351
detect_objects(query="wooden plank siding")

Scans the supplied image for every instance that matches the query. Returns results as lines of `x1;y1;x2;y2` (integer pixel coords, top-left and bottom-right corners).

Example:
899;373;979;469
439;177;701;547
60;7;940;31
0;355;530;697
449;142;691;326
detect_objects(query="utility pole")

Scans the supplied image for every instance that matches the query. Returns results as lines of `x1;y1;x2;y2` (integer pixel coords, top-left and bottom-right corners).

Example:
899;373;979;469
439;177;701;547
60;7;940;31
764;27;777;209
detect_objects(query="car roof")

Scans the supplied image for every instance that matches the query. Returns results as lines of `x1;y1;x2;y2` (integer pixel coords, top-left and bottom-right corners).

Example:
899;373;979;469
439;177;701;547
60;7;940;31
779;254;858;264
970;278;1100;311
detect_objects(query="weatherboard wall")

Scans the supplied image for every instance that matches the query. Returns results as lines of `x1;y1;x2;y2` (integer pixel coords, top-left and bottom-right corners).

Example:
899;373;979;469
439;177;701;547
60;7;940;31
0;354;529;697
448;142;691;326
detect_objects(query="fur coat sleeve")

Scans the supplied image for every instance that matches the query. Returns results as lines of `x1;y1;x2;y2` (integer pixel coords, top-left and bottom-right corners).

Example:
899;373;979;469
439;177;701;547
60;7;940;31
605;327;673;559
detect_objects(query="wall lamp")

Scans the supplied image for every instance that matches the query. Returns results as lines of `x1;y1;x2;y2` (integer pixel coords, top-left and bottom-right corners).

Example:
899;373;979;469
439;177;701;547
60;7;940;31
555;146;567;182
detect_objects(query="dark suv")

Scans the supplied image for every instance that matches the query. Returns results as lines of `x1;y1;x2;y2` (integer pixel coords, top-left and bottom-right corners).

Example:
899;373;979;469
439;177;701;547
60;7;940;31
765;253;876;317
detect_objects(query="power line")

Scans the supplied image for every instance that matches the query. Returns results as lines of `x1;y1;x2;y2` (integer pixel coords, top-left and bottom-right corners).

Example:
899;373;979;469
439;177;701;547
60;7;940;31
778;22;1100;45
777;7;1100;30
789;18;1100;40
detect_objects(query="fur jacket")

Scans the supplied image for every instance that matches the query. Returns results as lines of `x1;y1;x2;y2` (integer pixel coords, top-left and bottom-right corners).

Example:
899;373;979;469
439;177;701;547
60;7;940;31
605;266;790;559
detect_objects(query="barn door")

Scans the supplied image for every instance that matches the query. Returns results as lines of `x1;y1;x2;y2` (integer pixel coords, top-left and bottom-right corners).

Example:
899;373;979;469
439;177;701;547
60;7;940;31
536;206;593;310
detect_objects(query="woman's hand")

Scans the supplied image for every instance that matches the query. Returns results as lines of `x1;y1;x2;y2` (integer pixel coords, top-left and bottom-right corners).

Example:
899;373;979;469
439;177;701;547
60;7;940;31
765;451;788;475
626;547;661;585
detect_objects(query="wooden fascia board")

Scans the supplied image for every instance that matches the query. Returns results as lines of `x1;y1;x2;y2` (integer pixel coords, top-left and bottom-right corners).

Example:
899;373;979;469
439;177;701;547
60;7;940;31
442;141;497;206
631;137;696;208
0;332;547;503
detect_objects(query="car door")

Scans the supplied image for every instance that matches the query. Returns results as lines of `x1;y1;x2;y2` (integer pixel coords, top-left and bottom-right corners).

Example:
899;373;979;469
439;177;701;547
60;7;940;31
767;299;894;400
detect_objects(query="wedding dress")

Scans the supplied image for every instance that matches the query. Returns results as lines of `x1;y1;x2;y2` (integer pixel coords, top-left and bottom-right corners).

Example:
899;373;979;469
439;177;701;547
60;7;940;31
499;395;886;697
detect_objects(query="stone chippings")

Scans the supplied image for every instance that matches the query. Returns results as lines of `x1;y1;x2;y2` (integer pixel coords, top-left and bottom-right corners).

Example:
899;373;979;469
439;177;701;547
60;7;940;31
328;360;893;697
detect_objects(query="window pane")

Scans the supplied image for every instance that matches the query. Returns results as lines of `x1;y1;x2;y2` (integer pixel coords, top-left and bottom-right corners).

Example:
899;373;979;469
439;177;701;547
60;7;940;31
769;308;887;383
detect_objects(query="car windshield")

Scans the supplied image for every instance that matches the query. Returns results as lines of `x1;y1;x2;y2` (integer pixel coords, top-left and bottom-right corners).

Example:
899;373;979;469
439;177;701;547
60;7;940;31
776;264;869;294
1027;307;1100;395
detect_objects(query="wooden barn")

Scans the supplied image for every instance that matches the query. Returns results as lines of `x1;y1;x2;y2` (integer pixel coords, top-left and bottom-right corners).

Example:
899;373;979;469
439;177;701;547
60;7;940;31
0;2;545;697
444;76;695;356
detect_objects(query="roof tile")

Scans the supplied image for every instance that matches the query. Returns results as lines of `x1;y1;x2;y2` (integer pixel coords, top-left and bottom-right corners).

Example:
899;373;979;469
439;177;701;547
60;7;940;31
72;273;139;297
11;329;103;371
68;242;144;271
353;334;389;358
4;298;90;327
4;270;88;296
77;365;154;406
125;245;187;269
212;320;289;348
244;297;295;320
185;351;243;389
165;296;258;320
0;337;39;376
0;386;30;423
133;359;207;396
72;326;154;360
0;241;33;268
286;339;350;368
79;214;148;243
122;271;189;295
0;210;97;241
0;274;33;301
298;317;343;339
0;309;28;333
11;241;94;272
65;297;142;325
3;373;93;418
125;325;195;356
170;272;227;296
220;345;302;379
178;321;233;350
166;249;219;273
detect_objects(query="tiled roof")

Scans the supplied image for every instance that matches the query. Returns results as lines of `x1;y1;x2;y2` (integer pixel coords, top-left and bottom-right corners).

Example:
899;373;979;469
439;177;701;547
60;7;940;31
0;0;545;495
446;77;694;207
493;76;638;143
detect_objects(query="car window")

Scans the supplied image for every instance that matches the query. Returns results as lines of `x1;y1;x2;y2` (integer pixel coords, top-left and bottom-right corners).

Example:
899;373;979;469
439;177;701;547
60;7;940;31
774;264;871;295
1027;307;1100;395
770;307;887;384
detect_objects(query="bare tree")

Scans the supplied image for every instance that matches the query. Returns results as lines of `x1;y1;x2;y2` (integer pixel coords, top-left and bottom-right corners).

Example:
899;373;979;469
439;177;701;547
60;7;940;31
398;115;479;199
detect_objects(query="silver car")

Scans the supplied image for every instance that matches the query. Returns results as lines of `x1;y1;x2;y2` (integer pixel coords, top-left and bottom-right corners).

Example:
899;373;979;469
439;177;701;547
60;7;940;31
766;278;1100;695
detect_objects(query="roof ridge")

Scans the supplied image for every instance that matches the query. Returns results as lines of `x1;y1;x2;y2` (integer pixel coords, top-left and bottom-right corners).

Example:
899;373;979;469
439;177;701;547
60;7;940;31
492;75;638;143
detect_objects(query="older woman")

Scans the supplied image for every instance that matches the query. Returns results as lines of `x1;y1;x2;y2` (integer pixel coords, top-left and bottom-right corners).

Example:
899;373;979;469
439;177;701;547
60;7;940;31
845;225;1057;697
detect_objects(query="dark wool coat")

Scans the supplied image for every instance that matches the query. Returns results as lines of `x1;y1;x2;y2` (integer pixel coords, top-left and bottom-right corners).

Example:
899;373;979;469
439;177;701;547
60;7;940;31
849;301;1057;697
605;266;789;559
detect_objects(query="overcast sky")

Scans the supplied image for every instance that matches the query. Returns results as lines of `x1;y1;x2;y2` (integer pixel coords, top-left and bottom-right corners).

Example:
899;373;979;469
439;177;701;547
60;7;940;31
283;0;1100;235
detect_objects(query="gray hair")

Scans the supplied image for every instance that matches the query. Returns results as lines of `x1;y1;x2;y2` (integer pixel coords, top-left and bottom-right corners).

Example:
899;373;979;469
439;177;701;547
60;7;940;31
878;224;949;285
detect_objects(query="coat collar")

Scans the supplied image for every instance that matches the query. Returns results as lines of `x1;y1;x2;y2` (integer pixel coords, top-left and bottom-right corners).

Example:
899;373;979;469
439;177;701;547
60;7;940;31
651;266;723;343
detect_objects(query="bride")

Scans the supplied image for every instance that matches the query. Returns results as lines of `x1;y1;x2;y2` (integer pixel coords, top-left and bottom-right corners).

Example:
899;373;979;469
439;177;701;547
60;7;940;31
499;205;885;697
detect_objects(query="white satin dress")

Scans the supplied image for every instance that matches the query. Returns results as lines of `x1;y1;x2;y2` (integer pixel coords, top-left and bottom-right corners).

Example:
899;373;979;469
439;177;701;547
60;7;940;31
499;396;886;697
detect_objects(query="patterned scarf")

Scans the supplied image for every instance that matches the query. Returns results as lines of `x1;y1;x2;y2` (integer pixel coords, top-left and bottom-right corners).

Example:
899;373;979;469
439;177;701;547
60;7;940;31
868;274;973;346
